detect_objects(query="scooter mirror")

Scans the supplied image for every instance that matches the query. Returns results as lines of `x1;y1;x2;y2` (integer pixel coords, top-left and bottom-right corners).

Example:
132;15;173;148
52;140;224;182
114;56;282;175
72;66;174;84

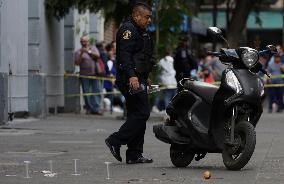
207;27;230;49
208;27;222;36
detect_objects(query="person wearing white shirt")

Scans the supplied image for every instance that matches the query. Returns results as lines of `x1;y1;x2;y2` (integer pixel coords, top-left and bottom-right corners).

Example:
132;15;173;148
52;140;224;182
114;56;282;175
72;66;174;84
155;52;177;111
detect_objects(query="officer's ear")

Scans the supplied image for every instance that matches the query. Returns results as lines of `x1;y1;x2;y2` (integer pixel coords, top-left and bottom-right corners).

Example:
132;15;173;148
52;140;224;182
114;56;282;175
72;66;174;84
132;12;140;22
132;6;145;21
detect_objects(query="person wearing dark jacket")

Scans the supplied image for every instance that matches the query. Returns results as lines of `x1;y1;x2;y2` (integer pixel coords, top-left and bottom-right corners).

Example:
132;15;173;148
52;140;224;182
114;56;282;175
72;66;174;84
174;37;198;83
105;2;155;164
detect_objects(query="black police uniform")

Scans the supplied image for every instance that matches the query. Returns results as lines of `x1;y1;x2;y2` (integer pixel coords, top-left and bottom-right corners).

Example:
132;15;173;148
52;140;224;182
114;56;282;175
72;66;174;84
107;16;154;161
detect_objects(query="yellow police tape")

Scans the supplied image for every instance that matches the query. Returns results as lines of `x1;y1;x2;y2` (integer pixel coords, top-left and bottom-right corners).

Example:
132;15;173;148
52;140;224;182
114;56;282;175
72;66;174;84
269;74;284;79
64;73;284;97
64;73;115;82
65;91;121;98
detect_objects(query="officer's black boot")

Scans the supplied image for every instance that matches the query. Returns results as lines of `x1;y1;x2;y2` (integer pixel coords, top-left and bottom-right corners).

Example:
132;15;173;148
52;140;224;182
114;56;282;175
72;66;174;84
105;138;122;162
126;156;153;164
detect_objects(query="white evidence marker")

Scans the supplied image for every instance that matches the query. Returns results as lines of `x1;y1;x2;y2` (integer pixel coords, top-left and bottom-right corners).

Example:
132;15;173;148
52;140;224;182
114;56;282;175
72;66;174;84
24;161;31;178
49;160;53;174
71;159;81;176
104;162;112;180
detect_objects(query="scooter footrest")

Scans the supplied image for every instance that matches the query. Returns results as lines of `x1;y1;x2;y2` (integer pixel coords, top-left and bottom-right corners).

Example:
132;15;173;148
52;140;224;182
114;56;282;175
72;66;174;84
153;124;191;144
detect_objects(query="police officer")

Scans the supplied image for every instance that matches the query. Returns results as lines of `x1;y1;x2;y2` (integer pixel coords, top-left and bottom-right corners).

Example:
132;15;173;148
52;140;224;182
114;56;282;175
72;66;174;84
105;2;154;164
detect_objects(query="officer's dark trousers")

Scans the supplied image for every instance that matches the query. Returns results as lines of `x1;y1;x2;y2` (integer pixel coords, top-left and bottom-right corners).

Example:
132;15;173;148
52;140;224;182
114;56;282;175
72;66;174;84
109;88;150;160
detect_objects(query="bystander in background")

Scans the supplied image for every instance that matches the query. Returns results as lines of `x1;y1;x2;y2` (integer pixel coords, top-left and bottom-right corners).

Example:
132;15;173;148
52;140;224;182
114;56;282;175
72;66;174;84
74;35;103;115
266;54;284;113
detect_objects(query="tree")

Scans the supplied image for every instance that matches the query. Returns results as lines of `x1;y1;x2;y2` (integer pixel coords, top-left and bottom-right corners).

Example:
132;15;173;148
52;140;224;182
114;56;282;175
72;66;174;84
45;0;191;56
45;0;192;85
226;0;258;48
46;0;279;49
45;0;137;25
196;0;278;48
152;0;191;56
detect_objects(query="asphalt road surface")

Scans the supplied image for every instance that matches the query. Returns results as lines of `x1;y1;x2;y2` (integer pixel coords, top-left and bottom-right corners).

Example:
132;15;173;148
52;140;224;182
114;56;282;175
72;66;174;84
0;112;284;184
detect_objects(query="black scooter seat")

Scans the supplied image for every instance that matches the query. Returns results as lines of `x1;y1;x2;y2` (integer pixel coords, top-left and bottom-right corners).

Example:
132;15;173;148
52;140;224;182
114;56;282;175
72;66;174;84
186;81;218;104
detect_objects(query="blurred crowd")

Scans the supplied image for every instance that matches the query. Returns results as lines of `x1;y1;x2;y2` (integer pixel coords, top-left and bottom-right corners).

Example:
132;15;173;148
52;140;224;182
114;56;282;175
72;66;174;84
152;37;226;113
74;36;124;115
74;36;284;116
259;45;284;113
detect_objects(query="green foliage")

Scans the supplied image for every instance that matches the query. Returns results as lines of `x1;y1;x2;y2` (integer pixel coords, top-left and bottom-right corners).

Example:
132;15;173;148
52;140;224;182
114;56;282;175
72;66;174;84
153;0;191;58
45;0;192;57
45;0;81;19
150;0;192;83
89;37;96;45
45;0;136;24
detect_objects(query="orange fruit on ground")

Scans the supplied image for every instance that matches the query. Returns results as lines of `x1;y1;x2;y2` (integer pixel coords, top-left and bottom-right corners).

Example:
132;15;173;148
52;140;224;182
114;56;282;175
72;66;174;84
203;171;211;179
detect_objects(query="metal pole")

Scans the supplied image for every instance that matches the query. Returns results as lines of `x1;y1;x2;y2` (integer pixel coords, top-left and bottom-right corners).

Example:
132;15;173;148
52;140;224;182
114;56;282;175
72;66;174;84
226;0;230;30
213;0;218;51
8;64;14;121
213;0;217;27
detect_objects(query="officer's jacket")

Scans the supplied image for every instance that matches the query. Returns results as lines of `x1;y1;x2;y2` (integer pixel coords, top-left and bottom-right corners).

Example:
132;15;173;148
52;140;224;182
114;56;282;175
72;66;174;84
116;17;154;84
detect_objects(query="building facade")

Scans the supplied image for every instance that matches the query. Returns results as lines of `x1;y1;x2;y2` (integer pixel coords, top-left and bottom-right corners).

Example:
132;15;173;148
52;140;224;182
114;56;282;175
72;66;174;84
0;0;105;124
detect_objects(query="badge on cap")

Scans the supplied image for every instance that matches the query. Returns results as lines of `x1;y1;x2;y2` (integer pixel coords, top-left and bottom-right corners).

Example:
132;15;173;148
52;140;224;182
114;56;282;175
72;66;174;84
123;30;132;40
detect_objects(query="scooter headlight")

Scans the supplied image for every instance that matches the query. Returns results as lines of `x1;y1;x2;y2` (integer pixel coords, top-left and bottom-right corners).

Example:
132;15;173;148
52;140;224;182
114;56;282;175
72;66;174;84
225;70;242;93
241;48;259;69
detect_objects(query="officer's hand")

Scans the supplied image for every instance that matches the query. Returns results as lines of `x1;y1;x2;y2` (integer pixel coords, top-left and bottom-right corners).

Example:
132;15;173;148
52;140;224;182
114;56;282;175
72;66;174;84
129;77;139;90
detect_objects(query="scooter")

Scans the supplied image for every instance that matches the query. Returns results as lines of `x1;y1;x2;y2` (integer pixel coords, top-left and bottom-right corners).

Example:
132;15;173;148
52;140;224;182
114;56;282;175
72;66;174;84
153;27;276;170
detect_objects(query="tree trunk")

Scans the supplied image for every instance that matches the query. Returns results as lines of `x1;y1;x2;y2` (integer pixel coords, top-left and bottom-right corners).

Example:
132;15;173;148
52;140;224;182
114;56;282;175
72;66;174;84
155;0;162;58
227;0;256;48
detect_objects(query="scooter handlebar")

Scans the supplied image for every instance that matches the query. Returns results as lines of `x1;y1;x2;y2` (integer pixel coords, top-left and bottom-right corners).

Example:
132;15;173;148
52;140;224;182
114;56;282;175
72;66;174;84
259;49;278;56
207;51;222;57
260;68;271;78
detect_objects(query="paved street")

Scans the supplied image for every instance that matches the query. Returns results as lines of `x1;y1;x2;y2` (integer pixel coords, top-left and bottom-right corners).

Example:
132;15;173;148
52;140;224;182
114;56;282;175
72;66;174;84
0;111;284;184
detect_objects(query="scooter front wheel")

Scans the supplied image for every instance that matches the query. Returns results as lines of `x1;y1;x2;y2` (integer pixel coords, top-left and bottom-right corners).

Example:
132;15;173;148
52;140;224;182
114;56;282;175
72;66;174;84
170;144;195;167
222;121;256;171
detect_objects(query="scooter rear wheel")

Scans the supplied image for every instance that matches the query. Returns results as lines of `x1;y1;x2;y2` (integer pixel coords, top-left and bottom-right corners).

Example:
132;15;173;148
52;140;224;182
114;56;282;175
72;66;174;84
222;121;256;171
170;144;195;167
